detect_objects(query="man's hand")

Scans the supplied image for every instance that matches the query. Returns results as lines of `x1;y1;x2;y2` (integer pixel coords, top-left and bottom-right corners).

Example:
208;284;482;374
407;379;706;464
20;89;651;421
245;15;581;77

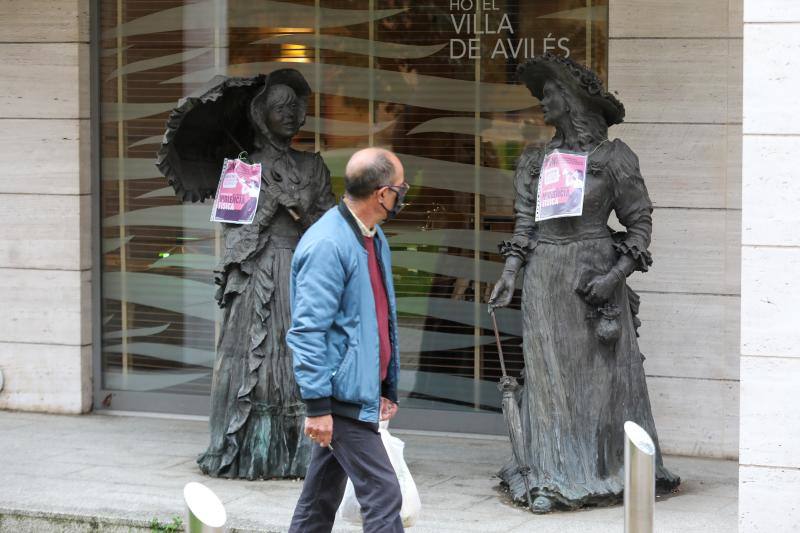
380;397;399;421
304;414;333;447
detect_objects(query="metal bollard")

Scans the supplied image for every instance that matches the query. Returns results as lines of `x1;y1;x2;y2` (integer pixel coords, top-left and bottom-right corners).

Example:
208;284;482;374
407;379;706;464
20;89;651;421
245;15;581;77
624;421;655;533
184;482;227;532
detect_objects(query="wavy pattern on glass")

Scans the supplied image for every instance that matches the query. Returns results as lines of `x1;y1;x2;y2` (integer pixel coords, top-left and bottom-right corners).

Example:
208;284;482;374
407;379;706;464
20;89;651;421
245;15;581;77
396;297;521;337
150;253;216;271
105;342;215;367
103;369;209;392
163;62;534;113
398;370;501;410
103;236;134;253
103;323;171;340
106;48;211;80
129;135;164;149
103;272;218;322
143;250;506;283
392;251;504;284
101;45;131;57
135;186;174;199
102;103;174;122
303;117;395;137
103;0;405;39
102;150;514;198
254;34;447;59
104;206;214;231
102;270;516;346
103;329;492;358
102;158;160;180
539;5;607;20
388;229;512;255
399;329;503;353
321;149;514;198
408;116;552;143
104;331;489;362
123;116;391;154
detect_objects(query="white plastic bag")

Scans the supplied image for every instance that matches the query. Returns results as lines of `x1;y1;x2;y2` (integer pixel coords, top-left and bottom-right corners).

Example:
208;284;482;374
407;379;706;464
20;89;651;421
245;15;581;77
337;421;421;528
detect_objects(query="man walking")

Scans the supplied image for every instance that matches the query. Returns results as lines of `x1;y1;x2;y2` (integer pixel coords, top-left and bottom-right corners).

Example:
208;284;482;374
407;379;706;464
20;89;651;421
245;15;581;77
287;148;409;533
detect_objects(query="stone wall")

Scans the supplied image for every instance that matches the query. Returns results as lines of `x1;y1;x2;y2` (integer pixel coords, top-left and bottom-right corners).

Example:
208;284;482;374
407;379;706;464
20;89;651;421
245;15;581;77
0;0;92;413
608;0;743;458
739;0;800;529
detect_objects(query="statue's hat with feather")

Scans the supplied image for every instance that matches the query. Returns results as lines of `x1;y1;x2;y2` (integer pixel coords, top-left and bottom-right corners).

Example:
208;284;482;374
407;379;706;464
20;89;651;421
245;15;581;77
517;53;625;127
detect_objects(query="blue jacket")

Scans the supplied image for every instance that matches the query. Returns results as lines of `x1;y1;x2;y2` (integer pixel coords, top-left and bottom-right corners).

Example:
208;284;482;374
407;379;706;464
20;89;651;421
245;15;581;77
287;201;400;423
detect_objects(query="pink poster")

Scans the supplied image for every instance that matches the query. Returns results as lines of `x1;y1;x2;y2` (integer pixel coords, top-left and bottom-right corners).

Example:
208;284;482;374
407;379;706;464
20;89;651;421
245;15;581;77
210;158;262;225
535;149;588;222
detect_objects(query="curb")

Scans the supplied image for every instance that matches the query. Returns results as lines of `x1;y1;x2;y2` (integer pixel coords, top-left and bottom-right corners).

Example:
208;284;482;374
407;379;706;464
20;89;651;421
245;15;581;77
0;508;281;533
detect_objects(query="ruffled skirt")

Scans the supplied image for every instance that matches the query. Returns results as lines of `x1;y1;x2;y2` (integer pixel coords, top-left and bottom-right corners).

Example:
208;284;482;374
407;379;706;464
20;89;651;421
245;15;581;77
198;243;311;479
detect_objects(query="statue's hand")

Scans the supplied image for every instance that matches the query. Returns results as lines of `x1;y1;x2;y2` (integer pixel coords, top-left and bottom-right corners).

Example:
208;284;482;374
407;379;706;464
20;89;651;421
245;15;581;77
489;272;516;309
268;185;302;221
285;192;301;210
274;188;300;210
583;271;620;306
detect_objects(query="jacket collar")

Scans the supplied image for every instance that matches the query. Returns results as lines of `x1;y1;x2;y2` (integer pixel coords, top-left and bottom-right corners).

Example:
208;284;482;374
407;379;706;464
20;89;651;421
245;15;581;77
338;198;366;248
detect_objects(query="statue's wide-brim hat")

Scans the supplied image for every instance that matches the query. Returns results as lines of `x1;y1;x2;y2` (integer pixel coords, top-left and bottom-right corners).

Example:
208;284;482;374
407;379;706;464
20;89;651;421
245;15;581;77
156;68;311;202
517;53;625;127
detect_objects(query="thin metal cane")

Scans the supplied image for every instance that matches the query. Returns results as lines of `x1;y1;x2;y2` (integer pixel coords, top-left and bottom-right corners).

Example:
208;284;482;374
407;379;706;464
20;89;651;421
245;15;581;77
491;311;509;378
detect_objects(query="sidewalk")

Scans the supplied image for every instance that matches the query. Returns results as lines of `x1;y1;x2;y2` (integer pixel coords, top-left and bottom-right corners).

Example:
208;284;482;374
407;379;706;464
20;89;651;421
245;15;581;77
0;411;736;532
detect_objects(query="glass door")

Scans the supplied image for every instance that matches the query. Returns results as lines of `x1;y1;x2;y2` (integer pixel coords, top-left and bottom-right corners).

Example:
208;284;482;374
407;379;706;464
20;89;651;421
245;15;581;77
97;0;608;431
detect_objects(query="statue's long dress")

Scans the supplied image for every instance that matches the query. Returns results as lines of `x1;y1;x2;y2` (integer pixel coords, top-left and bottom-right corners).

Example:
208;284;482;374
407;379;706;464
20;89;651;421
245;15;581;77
499;139;680;508
198;147;334;479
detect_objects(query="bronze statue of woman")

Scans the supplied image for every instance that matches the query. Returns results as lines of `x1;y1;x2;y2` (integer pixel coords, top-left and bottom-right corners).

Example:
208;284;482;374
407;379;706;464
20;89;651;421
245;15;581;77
196;71;334;479
489;54;680;512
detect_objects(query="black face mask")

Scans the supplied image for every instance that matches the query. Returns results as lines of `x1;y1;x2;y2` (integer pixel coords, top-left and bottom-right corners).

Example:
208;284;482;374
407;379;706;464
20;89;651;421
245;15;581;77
379;185;408;222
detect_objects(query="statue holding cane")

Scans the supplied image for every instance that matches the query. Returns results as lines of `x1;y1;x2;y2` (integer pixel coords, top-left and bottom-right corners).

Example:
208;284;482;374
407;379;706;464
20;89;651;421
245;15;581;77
488;54;680;512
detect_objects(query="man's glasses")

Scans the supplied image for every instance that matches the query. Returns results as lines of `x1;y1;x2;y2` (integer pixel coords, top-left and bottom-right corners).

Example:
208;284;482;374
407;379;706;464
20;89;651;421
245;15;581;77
375;182;410;195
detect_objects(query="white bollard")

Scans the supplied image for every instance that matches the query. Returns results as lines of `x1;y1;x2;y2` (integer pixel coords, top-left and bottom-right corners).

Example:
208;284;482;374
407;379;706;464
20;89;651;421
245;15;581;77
184;482;227;532
624;421;655;533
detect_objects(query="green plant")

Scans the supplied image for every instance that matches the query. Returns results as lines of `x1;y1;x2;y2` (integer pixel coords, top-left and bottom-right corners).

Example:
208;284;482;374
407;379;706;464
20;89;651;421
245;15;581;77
149;515;183;532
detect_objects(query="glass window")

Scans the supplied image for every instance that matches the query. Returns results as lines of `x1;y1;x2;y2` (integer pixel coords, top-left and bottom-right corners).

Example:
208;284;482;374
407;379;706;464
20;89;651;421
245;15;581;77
99;0;608;416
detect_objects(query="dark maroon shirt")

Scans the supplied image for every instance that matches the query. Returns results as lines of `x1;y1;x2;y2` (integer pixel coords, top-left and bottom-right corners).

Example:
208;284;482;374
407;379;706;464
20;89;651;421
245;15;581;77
364;235;391;381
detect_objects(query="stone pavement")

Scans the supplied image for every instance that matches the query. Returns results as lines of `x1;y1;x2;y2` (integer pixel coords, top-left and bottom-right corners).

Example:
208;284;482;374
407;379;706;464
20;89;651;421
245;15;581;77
0;411;737;532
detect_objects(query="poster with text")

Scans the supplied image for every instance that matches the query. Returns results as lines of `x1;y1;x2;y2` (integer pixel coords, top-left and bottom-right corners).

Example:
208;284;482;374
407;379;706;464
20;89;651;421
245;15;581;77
210;158;262;225
535;150;588;221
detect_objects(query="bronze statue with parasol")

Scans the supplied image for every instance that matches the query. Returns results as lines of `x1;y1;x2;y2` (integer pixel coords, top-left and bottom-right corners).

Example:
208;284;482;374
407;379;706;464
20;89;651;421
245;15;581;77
157;68;335;479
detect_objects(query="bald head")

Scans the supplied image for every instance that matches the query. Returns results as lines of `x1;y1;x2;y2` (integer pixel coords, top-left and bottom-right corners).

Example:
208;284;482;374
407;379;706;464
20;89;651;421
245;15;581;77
344;148;403;200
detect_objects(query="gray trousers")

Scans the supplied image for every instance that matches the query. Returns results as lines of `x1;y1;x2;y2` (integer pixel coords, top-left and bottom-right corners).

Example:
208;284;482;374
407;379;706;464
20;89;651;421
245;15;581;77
288;415;404;533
